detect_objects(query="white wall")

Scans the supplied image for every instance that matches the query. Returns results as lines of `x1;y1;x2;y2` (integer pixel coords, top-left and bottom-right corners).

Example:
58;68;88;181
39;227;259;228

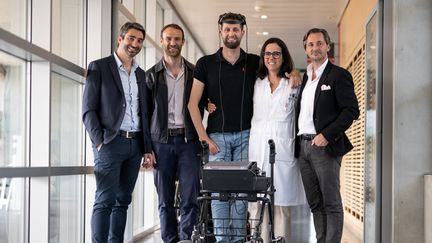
391;0;432;242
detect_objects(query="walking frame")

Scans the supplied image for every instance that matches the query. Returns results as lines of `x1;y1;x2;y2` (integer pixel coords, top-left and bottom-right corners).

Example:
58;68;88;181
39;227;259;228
189;140;285;243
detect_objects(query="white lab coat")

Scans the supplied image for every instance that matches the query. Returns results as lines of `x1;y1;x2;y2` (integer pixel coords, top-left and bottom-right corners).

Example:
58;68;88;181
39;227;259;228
249;76;306;206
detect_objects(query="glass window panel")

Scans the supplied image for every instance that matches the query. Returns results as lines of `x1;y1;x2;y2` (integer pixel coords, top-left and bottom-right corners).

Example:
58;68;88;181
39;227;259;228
135;48;146;68
122;0;134;13
364;10;380;243
134;0;146;27
118;11;131;32
50;73;83;166
0;51;26;167
0;177;26;242
156;49;163;62
156;3;164;40
0;0;27;38
51;0;84;66
49;175;83;243
132;172;145;231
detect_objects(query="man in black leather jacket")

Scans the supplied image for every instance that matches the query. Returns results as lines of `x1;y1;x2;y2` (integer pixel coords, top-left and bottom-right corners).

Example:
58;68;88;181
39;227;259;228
145;24;204;243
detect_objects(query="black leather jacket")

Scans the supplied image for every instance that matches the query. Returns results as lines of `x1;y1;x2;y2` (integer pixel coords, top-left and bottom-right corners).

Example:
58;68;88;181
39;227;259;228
145;58;204;143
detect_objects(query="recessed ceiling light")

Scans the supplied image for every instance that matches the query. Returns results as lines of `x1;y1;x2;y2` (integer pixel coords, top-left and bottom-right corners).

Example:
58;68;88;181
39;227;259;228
256;31;269;36
260;15;268;19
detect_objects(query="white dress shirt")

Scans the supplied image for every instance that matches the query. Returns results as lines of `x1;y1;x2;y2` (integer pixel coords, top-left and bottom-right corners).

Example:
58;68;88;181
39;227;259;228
298;58;329;135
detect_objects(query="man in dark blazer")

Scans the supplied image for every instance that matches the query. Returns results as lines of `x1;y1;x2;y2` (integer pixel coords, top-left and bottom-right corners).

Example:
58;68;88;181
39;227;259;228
295;28;359;243
82;22;153;243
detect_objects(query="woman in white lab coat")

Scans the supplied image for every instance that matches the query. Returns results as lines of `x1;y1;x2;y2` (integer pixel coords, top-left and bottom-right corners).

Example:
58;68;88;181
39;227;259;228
248;37;306;243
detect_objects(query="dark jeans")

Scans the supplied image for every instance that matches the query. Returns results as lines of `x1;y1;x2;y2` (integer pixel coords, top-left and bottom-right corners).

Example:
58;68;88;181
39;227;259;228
91;135;143;243
298;138;343;243
153;136;201;243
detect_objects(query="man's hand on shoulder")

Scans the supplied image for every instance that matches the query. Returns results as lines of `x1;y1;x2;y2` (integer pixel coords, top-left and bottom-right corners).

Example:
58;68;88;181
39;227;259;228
285;69;302;88
207;98;217;114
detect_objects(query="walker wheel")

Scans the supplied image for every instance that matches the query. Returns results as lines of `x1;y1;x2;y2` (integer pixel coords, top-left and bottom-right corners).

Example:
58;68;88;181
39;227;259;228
272;236;285;243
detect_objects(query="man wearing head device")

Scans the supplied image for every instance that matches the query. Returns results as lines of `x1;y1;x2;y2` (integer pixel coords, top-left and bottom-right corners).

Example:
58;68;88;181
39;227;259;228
188;12;300;242
188;12;256;243
218;12;246;26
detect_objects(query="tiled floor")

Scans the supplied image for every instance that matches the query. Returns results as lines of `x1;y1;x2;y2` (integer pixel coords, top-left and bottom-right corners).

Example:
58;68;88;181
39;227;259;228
135;204;362;243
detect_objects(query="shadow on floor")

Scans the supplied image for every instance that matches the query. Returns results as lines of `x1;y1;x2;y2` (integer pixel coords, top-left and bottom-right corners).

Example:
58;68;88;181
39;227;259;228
136;204;362;243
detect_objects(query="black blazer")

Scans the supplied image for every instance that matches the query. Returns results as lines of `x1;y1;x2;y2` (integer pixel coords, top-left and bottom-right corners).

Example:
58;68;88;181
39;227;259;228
82;55;152;153
295;61;359;157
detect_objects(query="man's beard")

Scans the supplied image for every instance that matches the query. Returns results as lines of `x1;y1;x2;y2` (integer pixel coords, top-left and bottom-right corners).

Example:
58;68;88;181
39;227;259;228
309;50;326;62
223;38;241;49
165;45;182;57
124;45;140;58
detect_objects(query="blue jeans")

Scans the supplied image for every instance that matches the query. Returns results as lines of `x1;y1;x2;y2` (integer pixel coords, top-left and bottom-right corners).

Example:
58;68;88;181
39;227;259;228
153;136;201;243
209;130;249;243
298;138;343;243
91;135;143;243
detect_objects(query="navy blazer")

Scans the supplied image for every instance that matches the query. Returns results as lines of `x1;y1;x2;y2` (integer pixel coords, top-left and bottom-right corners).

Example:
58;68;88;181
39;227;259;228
295;61;359;157
82;55;152;154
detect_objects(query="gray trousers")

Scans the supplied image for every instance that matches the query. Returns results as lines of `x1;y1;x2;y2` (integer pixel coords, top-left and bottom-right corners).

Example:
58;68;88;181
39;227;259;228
298;138;343;243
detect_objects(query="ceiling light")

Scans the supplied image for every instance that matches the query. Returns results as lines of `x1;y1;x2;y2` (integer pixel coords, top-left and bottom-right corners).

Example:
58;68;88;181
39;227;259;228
256;31;269;36
254;5;262;11
260;15;268;19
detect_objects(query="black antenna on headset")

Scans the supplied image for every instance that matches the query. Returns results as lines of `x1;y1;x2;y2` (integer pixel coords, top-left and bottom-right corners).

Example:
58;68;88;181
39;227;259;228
217;51;227;160
217;15;227;160
239;19;248;162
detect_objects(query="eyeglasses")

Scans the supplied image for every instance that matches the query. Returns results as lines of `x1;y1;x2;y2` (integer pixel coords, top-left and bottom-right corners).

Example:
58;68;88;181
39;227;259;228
263;51;282;59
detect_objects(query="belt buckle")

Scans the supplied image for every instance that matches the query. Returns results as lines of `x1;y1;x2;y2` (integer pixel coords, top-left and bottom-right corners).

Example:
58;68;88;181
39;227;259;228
169;129;175;136
126;131;133;138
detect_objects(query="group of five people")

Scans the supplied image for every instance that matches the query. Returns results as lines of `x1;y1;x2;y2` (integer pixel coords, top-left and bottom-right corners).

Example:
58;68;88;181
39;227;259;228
83;12;359;243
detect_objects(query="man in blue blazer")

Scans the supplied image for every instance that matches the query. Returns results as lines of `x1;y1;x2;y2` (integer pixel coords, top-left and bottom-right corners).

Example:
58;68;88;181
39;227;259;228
82;22;153;243
295;28;359;243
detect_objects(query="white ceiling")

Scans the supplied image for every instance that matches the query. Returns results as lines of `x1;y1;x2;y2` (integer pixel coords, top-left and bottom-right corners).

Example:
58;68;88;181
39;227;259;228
170;0;348;69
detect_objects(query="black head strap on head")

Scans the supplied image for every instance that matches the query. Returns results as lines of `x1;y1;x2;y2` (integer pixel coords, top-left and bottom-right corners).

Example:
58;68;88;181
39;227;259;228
218;12;247;26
